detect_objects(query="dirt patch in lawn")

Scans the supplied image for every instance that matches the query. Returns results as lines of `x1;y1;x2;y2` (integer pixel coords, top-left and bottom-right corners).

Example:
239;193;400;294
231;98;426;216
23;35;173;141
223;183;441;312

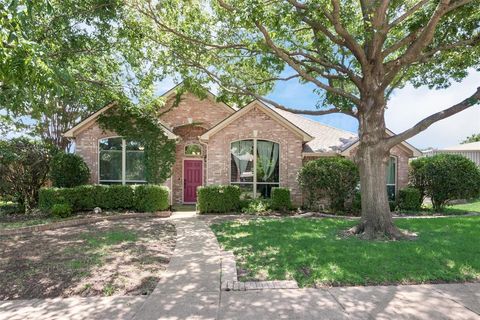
0;218;176;300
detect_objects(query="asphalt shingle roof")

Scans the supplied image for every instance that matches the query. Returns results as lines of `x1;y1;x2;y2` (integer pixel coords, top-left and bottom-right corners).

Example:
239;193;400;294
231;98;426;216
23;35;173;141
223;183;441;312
271;108;358;153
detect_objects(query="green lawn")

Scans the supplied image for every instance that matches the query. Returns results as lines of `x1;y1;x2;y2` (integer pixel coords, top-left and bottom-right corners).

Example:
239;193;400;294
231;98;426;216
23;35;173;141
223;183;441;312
442;198;480;215
211;216;480;287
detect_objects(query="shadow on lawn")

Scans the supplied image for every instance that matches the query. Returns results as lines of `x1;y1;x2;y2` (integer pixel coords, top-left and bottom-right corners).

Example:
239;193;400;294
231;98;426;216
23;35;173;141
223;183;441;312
0;219;176;300
212;217;480;287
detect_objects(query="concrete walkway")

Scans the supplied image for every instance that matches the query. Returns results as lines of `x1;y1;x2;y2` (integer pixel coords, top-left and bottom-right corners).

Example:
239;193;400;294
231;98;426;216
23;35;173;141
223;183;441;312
1;211;479;319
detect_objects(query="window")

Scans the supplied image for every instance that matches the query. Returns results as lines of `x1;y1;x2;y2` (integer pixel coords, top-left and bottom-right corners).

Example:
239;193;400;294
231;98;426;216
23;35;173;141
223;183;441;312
99;137;146;184
185;144;202;156
231;139;279;198
386;156;396;200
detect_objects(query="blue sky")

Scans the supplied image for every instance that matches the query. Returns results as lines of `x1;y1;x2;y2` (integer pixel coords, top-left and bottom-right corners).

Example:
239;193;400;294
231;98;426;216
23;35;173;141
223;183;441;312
265;70;480;149
156;70;479;149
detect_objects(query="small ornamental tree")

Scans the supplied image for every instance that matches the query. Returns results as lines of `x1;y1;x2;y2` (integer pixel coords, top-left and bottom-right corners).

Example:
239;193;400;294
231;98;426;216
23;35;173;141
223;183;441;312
410;154;480;211
0;138;52;212
50;152;90;188
298;157;359;212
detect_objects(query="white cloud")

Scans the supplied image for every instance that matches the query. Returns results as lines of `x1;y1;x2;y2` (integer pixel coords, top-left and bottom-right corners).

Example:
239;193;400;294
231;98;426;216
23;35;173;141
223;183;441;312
386;71;480;149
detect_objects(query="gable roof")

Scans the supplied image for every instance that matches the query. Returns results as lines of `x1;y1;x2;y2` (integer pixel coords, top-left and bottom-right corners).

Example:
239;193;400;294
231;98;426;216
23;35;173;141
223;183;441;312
340;129;423;157
63;102;178;139
271;108;357;153
161;82;237;113
199;100;314;142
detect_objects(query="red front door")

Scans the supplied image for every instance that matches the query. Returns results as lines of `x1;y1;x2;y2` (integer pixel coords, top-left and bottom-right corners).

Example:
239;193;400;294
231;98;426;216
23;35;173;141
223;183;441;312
183;159;203;203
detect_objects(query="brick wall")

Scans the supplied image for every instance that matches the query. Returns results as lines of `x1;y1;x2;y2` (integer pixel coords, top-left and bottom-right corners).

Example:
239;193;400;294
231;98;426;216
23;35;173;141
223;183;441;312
206;105;304;205
75;123;117;184
170;126;208;204
160;92;234;129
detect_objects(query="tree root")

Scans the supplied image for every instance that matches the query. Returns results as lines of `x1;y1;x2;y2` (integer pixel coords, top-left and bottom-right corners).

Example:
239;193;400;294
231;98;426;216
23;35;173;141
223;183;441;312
344;221;417;241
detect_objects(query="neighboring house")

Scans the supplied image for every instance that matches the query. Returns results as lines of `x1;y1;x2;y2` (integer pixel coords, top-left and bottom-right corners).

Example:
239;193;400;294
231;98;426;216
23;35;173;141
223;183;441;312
64;86;422;206
424;141;480;167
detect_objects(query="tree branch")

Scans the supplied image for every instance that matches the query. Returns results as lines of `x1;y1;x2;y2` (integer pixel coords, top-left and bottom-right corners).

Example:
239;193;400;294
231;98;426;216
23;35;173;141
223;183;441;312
388;0;430;29
254;21;361;105
385;87;480;149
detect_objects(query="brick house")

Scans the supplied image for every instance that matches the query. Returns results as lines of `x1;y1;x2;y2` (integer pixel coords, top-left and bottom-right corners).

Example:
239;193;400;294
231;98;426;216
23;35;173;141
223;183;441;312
64;86;422;206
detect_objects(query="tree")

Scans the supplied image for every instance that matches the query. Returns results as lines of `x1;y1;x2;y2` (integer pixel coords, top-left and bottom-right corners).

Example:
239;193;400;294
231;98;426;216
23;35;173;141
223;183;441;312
0;0;155;149
462;133;480;144
0;138;52;213
128;0;480;239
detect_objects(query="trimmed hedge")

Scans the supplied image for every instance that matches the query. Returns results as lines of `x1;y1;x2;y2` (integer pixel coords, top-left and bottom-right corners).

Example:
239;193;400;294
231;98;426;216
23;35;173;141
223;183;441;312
197;185;241;214
39;184;169;213
397;187;422;211
135;185;169;212
271;187;292;212
51;203;73;218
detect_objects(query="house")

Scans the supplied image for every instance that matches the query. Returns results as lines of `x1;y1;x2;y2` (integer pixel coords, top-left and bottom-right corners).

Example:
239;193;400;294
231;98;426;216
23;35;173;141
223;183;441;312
64;85;422;206
423;141;480;167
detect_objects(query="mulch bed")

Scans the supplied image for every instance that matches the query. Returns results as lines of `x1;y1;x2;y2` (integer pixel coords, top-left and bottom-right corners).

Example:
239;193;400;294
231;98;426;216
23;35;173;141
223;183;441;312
0;218;176;300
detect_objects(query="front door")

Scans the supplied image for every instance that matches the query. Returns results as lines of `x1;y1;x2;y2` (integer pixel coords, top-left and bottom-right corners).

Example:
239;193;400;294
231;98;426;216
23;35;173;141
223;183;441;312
183;159;203;203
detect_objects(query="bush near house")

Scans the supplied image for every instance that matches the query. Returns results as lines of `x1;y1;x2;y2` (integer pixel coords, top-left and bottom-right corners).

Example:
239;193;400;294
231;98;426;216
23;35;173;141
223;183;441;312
397;187;423;211
270;187;292;212
298;157;359;212
51;203;73;218
0;138;52;213
240;198;271;215
197;185;241;213
39;185;169;213
410;154;480;211
134;185;169;212
50;152;90;188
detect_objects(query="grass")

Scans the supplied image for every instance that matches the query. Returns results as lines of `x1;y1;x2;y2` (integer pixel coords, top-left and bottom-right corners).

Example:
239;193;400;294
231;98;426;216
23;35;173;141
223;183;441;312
211;216;480;287
442;198;480;215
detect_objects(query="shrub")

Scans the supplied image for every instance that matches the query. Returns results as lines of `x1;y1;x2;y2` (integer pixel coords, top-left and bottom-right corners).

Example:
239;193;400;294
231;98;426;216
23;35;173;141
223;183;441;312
350;190;362;216
197;185;242;213
39;184;169;213
51;203;73;218
410;154;480;211
50;152;90;188
409;157;429;203
0;138;52;212
102;185;135;209
397;187;422;211
270;187;292;212
134;185;169;212
240;198;271;214
298;157;359;212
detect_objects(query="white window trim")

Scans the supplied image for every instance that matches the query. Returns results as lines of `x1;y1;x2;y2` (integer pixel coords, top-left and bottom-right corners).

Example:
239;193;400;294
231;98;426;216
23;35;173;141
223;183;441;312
229;138;280;198
386;156;397;198
98;137;147;185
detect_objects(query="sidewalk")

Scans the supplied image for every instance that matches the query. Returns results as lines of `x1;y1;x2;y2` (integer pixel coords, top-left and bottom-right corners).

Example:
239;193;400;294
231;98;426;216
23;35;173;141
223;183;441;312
1;211;479;319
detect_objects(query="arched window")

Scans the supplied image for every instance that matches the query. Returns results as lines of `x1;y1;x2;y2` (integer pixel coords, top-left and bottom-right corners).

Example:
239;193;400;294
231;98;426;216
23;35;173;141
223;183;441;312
230;139;279;198
386;156;397;200
185;144;202;156
99;137;146;184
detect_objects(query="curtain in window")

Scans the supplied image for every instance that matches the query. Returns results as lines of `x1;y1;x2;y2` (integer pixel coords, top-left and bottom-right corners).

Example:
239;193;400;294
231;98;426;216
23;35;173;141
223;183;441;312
257;140;279;182
231;140;253;180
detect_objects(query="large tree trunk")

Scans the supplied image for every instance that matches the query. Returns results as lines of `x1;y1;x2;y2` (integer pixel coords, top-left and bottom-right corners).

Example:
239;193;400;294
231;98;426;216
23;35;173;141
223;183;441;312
348;94;407;240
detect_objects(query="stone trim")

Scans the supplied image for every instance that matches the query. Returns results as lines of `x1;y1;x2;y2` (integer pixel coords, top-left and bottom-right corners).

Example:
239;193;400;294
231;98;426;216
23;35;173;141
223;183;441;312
220;249;299;291
0;212;171;237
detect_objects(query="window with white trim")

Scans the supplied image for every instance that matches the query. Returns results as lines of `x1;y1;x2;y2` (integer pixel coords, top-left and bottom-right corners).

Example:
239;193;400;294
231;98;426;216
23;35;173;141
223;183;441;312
386;156;396;200
230;139;280;198
99;137;146;184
